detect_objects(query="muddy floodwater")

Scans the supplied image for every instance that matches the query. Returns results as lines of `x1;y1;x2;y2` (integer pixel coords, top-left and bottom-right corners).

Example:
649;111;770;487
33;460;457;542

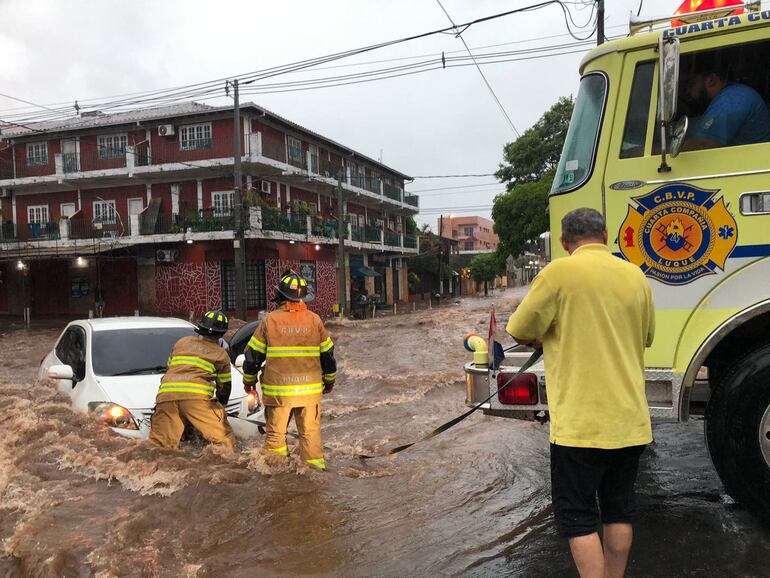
1;293;769;577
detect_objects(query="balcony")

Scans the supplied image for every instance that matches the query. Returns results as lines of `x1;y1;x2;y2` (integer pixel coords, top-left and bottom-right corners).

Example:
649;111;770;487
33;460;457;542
140;208;235;235
319;157;343;180
404;234;417;249
261;208;308;235
404;194;419;208
383;183;402;202
384;230;400;247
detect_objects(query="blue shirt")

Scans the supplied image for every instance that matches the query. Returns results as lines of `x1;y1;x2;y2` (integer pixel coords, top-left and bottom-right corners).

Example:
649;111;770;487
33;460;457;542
692;83;770;146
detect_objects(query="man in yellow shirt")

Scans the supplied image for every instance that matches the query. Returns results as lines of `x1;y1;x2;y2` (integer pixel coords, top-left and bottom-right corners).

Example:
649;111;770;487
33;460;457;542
506;208;655;578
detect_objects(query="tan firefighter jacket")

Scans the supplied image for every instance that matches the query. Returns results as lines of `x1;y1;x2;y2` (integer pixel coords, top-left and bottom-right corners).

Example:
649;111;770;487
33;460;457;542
243;302;336;407
156;335;232;403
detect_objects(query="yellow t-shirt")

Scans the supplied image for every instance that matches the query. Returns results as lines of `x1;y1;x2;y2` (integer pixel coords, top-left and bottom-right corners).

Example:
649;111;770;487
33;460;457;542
506;244;655;449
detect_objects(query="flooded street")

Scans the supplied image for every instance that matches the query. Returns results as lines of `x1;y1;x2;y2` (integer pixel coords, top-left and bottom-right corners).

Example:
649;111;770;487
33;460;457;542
1;294;769;577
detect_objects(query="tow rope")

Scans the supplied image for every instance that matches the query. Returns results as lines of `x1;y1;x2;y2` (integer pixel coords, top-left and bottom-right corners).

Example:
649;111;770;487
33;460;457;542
358;348;543;459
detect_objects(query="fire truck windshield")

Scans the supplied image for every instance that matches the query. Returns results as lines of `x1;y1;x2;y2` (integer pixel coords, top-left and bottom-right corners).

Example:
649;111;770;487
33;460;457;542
551;72;607;196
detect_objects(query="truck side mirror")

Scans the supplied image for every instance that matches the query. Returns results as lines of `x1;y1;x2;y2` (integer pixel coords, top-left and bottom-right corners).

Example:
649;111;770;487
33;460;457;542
669;116;689;158
657;36;680;172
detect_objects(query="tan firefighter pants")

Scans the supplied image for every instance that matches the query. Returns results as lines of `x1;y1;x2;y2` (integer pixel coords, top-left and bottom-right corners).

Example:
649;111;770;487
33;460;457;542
149;398;236;450
264;403;325;469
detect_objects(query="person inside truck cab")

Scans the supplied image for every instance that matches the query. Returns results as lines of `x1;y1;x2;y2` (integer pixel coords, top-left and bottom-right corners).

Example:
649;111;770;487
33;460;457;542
681;54;770;151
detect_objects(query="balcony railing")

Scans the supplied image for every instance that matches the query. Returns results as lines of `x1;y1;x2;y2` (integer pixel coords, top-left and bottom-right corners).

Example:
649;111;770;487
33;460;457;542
383;183;401;202
17;221;59;241
404;194;419;208
364;225;381;243
139;137;223;165
0;157;56;179
384;230;400;247
140;208;235;235
351;227;364;242
312;218;338;238
404;235;417;249
319;158;343;180
262;208;308;235
366;177;381;195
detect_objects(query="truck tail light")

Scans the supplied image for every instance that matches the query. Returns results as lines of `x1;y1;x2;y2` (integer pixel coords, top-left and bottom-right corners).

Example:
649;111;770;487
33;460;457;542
497;372;538;405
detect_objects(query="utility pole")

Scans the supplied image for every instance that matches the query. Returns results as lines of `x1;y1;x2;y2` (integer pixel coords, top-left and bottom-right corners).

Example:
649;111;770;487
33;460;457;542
336;179;346;316
438;214;444;297
597;0;605;46
230;79;247;320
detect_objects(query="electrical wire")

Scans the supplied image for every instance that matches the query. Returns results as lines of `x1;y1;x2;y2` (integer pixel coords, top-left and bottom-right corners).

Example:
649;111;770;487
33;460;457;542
436;0;520;136
0;0;590;125
406;181;500;192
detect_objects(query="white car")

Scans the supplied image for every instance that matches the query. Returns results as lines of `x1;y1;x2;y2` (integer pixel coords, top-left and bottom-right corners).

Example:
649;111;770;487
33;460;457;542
38;317;264;439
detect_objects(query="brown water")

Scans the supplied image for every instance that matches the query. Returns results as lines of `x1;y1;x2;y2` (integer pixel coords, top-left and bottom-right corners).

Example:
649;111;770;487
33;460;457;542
1;294;769;577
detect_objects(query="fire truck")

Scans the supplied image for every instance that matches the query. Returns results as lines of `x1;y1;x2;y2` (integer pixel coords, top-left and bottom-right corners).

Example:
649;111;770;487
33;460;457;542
465;1;770;518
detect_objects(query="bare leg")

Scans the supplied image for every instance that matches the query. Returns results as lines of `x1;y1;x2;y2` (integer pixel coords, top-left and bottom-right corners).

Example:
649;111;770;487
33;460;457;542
602;523;633;578
569;532;605;578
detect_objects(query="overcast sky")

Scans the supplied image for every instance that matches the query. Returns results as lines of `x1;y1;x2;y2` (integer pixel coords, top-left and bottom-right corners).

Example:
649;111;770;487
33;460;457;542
0;0;677;228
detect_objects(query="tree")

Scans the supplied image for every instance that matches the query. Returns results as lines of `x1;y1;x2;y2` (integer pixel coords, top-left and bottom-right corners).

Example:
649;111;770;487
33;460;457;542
492;172;553;259
495;96;574;185
469;252;502;296
492;96;573;260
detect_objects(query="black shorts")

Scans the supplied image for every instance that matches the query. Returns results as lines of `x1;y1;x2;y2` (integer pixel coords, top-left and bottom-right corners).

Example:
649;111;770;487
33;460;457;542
550;443;646;538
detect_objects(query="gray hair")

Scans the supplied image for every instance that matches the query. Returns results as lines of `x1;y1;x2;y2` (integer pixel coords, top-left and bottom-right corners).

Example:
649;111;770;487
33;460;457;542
561;208;606;244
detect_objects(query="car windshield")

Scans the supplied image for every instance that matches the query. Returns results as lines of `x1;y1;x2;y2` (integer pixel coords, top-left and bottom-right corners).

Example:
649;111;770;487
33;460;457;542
551;72;607;195
92;327;197;376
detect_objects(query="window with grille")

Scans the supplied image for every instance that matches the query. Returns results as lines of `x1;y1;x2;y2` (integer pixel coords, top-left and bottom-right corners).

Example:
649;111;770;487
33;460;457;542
221;260;266;310
179;123;212;151
98;134;128;160
464;240;474;251
463;226;474;236
28;205;49;224
26;143;48;166
93;200;117;224
212;191;234;216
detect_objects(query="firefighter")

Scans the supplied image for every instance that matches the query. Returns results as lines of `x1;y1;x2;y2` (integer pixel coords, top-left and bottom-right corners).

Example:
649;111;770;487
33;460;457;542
242;271;336;470
149;310;236;450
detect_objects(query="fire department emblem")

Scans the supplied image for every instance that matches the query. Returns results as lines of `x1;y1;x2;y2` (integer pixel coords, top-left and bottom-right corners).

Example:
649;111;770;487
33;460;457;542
617;183;737;286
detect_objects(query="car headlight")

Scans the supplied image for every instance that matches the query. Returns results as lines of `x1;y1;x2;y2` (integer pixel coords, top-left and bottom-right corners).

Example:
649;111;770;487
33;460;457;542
87;402;139;430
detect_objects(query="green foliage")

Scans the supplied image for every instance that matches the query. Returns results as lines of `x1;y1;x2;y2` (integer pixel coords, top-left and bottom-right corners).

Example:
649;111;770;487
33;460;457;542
469;252;502;284
405;216;418;235
492;172;553;259
495;96;574;185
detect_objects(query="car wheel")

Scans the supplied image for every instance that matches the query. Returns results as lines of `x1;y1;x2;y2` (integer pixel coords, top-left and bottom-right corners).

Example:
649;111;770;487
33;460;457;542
705;341;770;519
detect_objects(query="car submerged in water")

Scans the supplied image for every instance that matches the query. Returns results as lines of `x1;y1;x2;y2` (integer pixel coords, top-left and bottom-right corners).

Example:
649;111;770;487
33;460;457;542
38;316;264;439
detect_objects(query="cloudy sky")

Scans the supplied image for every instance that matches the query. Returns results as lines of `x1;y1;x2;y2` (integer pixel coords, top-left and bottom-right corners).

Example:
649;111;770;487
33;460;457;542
0;0;677;227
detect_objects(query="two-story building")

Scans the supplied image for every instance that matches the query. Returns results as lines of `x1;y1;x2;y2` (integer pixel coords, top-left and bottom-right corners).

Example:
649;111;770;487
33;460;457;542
439;215;498;253
0;102;419;318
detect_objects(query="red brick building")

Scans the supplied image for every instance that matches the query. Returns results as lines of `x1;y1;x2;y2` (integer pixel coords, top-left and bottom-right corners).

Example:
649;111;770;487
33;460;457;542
0;102;419;318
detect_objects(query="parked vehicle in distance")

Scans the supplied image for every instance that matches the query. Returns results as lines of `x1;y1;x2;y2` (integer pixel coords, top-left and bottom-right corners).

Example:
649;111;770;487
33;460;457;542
38;317;263;439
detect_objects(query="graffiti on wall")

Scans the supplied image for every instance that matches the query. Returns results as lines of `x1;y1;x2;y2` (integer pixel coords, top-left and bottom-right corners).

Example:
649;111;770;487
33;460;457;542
155;262;221;318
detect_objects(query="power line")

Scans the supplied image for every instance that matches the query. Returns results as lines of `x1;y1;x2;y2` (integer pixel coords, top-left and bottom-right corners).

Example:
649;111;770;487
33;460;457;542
411;173;497;178
407;181;500;192
436;0;520;137
0;0;585;126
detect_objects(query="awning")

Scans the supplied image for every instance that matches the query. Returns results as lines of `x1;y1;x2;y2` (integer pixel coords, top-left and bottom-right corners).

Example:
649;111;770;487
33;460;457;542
351;266;381;278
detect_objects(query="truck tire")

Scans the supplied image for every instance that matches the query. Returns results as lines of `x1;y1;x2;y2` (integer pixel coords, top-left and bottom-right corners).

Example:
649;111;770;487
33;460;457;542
705;342;770;520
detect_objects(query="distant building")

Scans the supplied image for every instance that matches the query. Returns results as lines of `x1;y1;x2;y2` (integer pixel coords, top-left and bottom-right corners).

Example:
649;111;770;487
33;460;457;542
439;215;499;253
0;102;419;318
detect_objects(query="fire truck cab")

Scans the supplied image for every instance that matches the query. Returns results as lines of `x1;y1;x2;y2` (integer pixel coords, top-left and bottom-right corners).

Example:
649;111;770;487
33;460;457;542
465;2;770;518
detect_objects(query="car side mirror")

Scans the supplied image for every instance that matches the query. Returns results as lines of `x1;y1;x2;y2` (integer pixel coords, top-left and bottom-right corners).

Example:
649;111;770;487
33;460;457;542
235;354;245;369
48;364;75;380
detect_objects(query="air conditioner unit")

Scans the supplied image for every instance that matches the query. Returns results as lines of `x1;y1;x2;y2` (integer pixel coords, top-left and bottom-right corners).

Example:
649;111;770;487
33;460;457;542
155;249;178;263
102;230;119;239
158;124;175;137
259;180;271;194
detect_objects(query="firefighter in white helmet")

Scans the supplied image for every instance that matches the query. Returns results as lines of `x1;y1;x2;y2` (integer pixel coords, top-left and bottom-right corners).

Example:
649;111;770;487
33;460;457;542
242;271;336;470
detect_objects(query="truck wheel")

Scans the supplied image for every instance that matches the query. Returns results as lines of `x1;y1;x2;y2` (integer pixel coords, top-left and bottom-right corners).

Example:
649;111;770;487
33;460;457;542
705;342;770;519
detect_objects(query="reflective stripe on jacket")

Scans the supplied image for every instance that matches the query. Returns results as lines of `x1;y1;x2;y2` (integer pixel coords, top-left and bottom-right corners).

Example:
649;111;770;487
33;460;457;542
156;335;232;403
243;302;336;407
